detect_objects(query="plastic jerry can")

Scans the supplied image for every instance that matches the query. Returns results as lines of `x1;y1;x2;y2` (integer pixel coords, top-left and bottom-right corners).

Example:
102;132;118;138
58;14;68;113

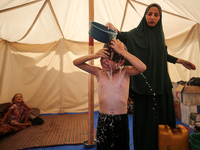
158;124;189;150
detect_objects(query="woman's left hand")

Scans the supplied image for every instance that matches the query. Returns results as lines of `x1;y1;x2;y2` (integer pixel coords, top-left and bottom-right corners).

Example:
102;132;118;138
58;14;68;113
177;59;196;70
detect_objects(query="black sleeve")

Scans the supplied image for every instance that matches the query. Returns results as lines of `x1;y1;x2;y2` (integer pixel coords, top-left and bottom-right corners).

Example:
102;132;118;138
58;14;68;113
166;46;178;64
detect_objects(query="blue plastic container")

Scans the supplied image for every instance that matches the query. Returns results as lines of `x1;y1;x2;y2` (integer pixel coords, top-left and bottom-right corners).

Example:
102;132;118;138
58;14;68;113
89;21;117;43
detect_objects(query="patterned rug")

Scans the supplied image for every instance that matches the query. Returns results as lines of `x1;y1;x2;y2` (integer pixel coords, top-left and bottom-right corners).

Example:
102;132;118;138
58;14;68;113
0;113;96;150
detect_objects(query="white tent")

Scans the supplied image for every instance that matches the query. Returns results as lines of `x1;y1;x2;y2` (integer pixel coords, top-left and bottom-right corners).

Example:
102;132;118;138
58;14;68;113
0;0;200;114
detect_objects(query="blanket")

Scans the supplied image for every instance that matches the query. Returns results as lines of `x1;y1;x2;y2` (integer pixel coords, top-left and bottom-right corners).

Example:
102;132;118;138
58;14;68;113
0;102;41;136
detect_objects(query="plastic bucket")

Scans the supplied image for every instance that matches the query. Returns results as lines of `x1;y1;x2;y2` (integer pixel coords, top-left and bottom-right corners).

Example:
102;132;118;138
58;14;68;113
190;133;200;150
89;21;117;43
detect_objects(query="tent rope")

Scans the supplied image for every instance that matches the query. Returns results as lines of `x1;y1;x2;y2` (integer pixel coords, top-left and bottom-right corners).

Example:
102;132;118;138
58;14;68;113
48;0;64;38
0;0;43;13
18;0;49;41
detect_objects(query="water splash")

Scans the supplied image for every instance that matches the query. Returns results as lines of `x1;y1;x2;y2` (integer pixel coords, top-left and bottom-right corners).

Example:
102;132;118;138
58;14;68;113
106;62;113;82
108;33;117;41
119;65;124;75
141;73;153;93
141;73;157;120
106;71;112;82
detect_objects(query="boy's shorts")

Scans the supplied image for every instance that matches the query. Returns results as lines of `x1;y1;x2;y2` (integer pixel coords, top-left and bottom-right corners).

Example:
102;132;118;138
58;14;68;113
96;112;129;150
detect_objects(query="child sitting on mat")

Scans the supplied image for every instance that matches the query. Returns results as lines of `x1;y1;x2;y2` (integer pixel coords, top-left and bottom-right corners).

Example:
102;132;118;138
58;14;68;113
73;39;146;150
0;93;32;128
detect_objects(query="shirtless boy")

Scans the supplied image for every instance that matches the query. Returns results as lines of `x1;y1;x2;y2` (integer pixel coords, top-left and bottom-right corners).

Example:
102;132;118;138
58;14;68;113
73;39;146;150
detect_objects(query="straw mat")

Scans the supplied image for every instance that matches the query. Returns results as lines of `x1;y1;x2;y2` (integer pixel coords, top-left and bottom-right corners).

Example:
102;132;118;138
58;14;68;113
0;113;95;150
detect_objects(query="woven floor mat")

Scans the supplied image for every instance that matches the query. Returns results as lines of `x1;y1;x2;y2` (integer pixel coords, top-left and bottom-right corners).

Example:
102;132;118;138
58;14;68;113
0;113;96;150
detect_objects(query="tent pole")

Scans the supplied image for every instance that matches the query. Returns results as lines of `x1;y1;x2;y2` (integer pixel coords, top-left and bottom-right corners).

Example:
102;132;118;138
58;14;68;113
86;0;95;147
0;41;8;98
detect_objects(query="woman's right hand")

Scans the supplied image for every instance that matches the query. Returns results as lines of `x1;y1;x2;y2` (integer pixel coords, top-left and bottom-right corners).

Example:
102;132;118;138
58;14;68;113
106;22;118;33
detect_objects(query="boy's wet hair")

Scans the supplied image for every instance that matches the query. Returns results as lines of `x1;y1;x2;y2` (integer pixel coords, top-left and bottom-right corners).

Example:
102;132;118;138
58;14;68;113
103;41;127;62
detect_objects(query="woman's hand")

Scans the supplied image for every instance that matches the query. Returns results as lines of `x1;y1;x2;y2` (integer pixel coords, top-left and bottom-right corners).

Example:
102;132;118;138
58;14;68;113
176;59;196;70
106;22;118;33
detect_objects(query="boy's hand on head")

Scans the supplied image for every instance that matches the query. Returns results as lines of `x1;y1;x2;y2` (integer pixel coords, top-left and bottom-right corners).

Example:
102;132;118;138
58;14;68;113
95;48;110;59
110;39;125;55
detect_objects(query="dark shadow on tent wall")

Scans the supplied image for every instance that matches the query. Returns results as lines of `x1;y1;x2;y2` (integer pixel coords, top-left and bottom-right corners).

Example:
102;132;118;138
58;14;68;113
0;38;101;114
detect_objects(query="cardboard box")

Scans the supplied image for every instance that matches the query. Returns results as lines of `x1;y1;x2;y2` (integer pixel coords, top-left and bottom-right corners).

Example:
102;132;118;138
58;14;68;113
189;112;200;129
174;101;181;121
180;103;200;125
172;82;181;102
176;85;200;105
185;86;200;93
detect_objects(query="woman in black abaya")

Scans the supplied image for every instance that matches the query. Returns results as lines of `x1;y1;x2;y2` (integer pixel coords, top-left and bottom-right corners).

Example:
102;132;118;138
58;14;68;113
106;3;196;150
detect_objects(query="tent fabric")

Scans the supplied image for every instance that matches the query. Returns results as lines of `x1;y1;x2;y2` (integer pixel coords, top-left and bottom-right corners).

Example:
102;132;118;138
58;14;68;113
0;0;199;113
0;39;102;113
